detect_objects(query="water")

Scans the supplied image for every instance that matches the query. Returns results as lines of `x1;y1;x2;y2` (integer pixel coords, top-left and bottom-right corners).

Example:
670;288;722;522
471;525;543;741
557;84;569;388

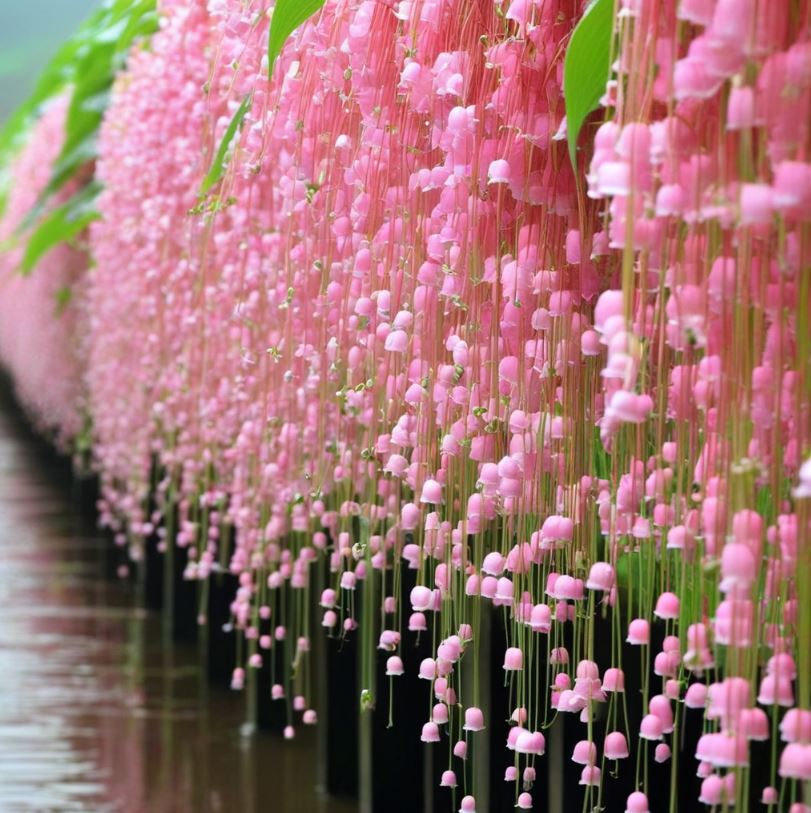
0;399;356;813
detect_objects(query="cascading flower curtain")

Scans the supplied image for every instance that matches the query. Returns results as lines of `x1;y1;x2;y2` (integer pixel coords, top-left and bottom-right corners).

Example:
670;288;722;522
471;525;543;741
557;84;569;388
0;0;809;810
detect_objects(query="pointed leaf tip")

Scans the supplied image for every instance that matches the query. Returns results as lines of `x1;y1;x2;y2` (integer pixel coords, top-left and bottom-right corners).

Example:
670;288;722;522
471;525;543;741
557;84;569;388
267;0;326;80
563;0;614;168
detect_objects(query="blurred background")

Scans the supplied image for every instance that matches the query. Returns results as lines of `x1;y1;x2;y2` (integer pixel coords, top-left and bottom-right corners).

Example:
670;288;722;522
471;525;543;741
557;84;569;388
0;1;97;122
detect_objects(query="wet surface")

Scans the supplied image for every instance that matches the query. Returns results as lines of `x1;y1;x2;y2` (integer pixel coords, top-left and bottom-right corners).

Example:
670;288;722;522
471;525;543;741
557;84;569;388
0;402;357;813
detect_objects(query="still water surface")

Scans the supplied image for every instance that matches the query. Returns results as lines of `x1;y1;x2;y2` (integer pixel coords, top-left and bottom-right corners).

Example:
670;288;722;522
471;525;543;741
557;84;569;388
0;403;355;813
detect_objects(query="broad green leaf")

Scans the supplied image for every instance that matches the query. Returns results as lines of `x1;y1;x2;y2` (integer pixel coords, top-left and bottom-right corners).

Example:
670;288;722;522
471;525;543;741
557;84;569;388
563;0;614;167
267;0;326;80
20;183;101;276
18;0;158;216
0;33;86;163
76;88;113;115
199;92;254;196
0;2;144;217
0;48;80;214
0;0;156;219
0;0;118;166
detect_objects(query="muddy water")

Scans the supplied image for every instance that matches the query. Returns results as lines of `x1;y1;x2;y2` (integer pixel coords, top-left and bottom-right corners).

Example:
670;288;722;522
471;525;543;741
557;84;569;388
0;403;356;813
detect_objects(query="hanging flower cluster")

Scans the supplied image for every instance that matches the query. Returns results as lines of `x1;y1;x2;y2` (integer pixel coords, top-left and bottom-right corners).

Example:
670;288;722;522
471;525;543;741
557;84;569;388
0;95;88;450
0;0;809;809
583;0;811;808
88;0;215;547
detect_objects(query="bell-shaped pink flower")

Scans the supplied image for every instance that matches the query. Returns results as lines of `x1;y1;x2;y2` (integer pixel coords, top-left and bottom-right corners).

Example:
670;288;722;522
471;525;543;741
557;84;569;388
386;656;404;676
420;478;443;504
586;561;615;591
503;647;523;671
603;667;625;692
604;731;629;759
639;714;664;740
421;721;440;743
571;740;597;765
463;706;484;732
626;618;650;645
625;791;650;813
487;159;511;184
779;743;811;780
653;591;680;619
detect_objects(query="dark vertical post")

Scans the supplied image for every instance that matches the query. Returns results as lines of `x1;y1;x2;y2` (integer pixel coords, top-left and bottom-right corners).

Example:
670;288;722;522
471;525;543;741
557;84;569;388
325;629;359;798
370;566;428;811
312;562;329;794
474;602;492;812
255;619;287;732
144;532;164;611
172;543;199;642
207;571;238;685
489;606;513;812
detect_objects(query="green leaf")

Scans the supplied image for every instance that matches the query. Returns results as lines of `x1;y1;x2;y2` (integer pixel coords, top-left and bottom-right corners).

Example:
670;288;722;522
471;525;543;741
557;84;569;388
199;92;254;196
54;285;73;315
563;0;614;167
267;0;326;80
1;0;156;219
18;0;158;216
0;0;137;166
20;183;101;276
0;30;88;164
18;132;98;233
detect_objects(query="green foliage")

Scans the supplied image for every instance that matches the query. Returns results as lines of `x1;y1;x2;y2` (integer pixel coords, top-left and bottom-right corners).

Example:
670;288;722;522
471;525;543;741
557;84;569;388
0;0;157;272
199;92;254;196
563;0;614;167
0;30;87;171
267;0;326;79
20;182;100;276
54;285;73;315
1;1;155;187
32;0;158;216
